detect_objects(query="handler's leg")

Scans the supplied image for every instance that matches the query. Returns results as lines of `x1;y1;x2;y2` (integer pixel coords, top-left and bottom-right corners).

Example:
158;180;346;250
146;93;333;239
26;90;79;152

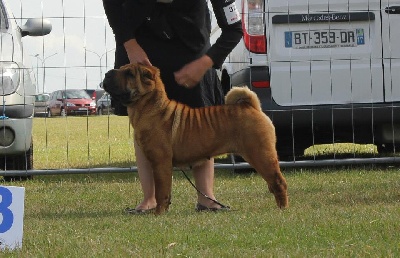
193;158;223;209
134;139;157;210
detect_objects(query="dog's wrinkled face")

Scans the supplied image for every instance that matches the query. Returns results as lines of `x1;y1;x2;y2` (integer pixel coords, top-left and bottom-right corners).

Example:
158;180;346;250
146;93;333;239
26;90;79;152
102;63;159;105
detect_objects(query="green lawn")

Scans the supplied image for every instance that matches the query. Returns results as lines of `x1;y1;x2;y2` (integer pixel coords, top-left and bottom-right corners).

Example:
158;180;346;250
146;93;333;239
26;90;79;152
32;116;136;169
0;116;398;257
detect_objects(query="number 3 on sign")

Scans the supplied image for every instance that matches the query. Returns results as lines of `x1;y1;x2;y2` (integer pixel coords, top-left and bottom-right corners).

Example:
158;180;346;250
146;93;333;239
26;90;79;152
0;187;14;233
0;186;25;250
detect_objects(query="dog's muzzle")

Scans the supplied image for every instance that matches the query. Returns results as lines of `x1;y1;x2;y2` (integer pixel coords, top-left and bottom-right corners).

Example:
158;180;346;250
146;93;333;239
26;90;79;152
102;70;133;106
102;70;117;92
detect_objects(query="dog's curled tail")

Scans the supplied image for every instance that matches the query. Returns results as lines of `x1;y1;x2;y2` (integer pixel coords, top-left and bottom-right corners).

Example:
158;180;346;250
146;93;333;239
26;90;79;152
225;86;262;111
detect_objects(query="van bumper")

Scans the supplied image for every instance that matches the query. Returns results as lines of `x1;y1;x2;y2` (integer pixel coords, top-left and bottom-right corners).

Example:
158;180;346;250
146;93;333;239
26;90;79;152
0;105;33;155
0;104;34;118
66;106;97;116
231;66;400;144
0;118;33;155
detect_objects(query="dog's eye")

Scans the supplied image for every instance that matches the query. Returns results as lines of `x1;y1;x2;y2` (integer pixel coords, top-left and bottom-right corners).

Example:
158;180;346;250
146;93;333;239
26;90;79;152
124;70;135;79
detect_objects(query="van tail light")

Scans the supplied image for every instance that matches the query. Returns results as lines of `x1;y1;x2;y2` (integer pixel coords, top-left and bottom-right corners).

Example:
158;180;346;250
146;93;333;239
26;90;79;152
242;0;266;54
252;81;270;88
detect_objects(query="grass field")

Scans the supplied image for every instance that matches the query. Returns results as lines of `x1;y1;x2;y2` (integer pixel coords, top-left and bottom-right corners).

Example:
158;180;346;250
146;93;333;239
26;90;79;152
1;116;399;257
32;116;136;169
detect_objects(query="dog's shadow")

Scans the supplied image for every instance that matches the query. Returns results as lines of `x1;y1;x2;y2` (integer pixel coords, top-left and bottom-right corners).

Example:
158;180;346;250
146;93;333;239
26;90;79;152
25;210;122;220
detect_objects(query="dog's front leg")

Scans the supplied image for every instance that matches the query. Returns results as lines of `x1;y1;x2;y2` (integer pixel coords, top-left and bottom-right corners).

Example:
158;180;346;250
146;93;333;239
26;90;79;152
152;160;173;215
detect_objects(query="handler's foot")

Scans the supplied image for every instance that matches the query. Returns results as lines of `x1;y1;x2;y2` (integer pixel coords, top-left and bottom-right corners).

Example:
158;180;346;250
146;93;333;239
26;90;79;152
125;199;157;215
125;207;155;215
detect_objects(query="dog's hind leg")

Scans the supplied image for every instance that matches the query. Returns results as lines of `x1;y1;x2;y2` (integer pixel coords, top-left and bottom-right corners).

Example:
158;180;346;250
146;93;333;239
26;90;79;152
243;151;288;209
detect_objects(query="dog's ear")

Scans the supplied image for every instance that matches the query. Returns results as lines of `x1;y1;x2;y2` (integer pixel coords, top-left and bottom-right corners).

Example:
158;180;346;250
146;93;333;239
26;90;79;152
126;65;157;99
141;67;154;82
140;66;159;83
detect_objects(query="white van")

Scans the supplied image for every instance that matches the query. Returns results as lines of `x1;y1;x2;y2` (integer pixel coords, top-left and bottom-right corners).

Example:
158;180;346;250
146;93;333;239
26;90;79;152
0;0;51;180
214;0;400;159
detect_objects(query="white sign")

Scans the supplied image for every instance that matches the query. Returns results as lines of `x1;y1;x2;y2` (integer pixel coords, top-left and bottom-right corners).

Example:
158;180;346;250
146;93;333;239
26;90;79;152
223;2;240;25
0;186;25;250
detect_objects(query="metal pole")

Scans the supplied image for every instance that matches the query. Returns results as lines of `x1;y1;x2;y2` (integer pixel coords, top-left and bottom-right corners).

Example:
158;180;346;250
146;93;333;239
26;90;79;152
41;53;58;93
35;55;39;91
85;48;115;84
30;54;40;93
31;53;57;93
2;157;400;176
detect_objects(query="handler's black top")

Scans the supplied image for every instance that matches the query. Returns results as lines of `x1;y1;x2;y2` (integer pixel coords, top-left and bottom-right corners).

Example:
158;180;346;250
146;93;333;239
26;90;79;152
102;0;242;108
103;0;242;68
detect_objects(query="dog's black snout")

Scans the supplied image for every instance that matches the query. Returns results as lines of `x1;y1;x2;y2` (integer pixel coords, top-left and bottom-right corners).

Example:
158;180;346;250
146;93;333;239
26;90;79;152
102;69;129;105
102;70;116;90
104;69;115;79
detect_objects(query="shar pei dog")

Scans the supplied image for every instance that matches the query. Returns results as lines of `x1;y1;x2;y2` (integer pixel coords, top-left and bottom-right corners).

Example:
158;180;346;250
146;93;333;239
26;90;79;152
102;63;288;215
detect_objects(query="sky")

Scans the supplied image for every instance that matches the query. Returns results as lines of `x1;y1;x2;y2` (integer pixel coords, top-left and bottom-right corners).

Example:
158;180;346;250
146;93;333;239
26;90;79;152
8;0;116;93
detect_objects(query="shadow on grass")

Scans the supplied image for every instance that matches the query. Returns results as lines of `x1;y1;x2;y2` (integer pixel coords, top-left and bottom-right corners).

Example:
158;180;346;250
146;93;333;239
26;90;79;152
25;209;125;220
34;168;248;184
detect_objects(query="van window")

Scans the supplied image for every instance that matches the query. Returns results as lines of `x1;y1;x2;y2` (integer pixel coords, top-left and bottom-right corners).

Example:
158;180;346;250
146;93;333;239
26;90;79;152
0;3;8;31
65;90;91;99
56;91;62;100
35;94;49;102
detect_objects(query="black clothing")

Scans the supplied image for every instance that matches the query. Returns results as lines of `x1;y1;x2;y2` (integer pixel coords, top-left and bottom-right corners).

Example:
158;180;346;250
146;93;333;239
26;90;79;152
103;0;242;68
103;0;242;113
114;37;223;108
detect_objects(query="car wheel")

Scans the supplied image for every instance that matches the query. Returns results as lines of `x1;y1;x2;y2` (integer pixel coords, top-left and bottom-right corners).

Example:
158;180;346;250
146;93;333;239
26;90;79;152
61;108;66;117
2;143;33;182
277;144;307;161
377;143;399;155
97;107;103;116
275;130;311;161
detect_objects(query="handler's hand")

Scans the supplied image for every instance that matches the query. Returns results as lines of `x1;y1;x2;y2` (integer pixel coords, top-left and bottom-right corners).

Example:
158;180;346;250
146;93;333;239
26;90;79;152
174;55;213;88
124;39;152;66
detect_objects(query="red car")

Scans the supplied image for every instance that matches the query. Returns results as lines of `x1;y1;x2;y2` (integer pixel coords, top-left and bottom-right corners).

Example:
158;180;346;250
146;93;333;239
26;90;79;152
47;89;96;117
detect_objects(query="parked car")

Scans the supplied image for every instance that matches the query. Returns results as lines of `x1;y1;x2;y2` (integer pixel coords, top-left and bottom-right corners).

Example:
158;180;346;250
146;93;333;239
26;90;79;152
84;89;105;103
0;0;51;181
47;89;96;117
212;0;400;159
96;93;114;115
34;93;50;117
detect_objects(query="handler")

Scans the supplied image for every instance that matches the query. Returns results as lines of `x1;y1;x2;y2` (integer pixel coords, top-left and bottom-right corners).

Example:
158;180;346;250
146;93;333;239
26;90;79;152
102;0;242;213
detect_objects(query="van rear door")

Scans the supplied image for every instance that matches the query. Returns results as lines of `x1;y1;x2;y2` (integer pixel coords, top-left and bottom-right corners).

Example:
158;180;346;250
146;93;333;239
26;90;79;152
268;0;383;106
382;2;400;102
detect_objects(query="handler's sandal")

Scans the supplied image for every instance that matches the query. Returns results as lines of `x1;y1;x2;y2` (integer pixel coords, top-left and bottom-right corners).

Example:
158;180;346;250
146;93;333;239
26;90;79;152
195;203;230;212
125;207;155;215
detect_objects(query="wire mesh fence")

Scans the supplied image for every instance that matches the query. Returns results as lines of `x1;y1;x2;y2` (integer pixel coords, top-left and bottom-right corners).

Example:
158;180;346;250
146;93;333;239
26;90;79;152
1;0;399;179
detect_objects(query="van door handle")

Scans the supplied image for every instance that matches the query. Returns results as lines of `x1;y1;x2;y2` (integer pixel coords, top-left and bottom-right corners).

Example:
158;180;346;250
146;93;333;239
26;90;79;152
385;6;400;14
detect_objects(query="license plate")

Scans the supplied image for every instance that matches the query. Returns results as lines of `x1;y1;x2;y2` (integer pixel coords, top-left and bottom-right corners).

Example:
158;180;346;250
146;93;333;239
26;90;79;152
78;108;88;111
285;29;365;49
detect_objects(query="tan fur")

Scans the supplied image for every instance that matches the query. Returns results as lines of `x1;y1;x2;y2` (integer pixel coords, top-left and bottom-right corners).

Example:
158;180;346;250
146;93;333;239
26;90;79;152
225;86;262;112
103;63;288;215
